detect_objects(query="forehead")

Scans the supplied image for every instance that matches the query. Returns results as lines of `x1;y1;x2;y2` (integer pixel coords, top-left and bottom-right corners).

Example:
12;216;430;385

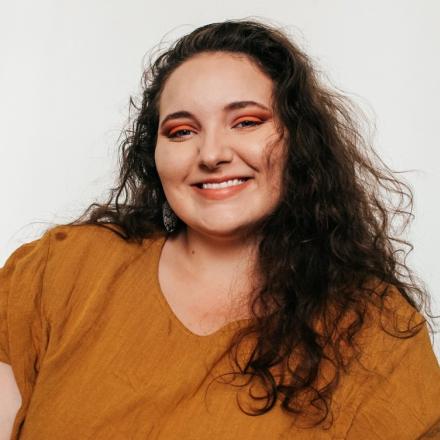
158;52;274;113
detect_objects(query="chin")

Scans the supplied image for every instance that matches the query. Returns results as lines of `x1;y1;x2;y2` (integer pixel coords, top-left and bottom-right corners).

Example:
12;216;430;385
192;221;258;238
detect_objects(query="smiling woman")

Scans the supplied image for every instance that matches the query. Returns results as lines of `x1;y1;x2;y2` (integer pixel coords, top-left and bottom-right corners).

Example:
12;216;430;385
154;51;285;244
1;18;440;440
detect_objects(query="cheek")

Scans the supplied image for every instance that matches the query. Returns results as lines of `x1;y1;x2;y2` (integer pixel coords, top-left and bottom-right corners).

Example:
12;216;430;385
153;145;165;176
259;140;285;178
262;145;286;202
154;144;183;183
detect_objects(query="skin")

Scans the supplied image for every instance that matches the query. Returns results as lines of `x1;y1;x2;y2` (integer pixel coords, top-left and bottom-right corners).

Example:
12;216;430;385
154;51;286;320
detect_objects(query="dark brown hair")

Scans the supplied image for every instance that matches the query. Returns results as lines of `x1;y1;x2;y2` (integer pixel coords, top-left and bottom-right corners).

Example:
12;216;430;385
56;18;438;429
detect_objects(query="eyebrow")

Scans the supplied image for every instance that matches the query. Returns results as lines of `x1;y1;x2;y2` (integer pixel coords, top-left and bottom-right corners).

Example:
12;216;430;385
159;100;271;129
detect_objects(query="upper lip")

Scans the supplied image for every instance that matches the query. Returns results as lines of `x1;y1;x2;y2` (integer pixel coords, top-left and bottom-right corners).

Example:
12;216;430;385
192;175;252;186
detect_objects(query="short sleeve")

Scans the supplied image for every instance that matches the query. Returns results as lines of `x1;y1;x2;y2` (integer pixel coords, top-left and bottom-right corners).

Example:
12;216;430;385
0;230;51;388
345;321;440;439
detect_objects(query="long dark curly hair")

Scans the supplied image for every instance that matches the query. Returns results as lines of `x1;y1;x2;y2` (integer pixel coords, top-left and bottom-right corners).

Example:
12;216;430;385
58;18;438;429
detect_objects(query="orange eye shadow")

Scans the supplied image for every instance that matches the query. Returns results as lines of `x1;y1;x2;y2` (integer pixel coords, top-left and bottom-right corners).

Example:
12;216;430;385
168;125;193;136
236;116;262;123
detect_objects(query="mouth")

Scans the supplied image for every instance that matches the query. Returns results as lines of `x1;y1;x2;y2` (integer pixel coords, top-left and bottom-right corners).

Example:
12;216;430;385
191;177;252;200
193;177;251;189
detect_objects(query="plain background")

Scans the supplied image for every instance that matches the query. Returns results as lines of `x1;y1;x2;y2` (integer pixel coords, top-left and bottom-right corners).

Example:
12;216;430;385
0;0;439;359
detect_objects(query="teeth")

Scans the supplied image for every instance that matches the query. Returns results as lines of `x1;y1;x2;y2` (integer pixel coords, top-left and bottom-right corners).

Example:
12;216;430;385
201;178;246;189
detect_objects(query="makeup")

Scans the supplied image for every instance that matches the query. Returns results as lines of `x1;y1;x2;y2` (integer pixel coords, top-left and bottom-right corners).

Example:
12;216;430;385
191;178;252;200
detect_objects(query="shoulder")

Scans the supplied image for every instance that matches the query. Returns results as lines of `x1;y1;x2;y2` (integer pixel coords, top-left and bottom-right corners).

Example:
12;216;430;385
40;222;168;275
1;224;137;280
40;223;165;307
323;280;432;378
341;283;440;438
362;281;427;351
38;224;167;284
335;281;439;398
46;223;135;251
43;223;164;262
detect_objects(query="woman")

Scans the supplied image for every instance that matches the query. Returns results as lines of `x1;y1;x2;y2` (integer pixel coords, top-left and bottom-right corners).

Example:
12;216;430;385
1;19;439;439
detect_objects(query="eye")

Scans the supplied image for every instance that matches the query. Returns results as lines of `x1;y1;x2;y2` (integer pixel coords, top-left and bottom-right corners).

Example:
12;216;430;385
234;118;263;129
167;126;195;140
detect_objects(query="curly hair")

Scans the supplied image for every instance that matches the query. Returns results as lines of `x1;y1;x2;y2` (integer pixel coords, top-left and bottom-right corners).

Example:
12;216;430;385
58;18;438;429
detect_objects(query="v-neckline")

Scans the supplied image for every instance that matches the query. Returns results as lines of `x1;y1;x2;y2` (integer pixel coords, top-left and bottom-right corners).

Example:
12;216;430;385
146;235;252;340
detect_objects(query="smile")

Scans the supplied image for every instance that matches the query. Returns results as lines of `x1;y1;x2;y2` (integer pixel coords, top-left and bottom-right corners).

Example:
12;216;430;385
192;178;252;200
200;178;246;189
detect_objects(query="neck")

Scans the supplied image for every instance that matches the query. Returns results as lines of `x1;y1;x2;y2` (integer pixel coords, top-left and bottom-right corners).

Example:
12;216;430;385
173;226;260;293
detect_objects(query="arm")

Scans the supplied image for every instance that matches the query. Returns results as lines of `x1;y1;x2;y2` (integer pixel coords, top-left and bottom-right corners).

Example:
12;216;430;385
0;361;21;440
344;322;440;439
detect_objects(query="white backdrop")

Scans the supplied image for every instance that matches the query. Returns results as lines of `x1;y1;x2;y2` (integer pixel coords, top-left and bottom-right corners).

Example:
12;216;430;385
1;0;439;358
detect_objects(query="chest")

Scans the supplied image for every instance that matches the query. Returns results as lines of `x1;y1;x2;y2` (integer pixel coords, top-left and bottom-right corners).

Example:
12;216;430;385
157;248;249;337
159;270;241;337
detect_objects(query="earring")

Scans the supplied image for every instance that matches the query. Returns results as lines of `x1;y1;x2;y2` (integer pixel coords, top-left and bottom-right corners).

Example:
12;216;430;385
162;200;178;233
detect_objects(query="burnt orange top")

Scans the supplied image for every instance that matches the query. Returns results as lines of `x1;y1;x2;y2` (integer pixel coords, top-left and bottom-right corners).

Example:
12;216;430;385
1;224;439;439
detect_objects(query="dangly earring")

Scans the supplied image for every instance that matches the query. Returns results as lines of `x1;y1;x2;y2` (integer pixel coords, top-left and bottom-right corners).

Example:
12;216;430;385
162;200;178;233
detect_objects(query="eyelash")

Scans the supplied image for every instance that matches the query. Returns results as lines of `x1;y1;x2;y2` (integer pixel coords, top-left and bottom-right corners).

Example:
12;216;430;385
166;119;263;140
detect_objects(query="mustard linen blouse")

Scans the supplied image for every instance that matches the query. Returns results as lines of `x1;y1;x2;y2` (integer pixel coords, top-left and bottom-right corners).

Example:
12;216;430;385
1;224;439;439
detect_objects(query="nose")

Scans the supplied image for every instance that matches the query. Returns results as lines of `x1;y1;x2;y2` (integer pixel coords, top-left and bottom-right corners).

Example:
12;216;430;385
197;128;234;170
